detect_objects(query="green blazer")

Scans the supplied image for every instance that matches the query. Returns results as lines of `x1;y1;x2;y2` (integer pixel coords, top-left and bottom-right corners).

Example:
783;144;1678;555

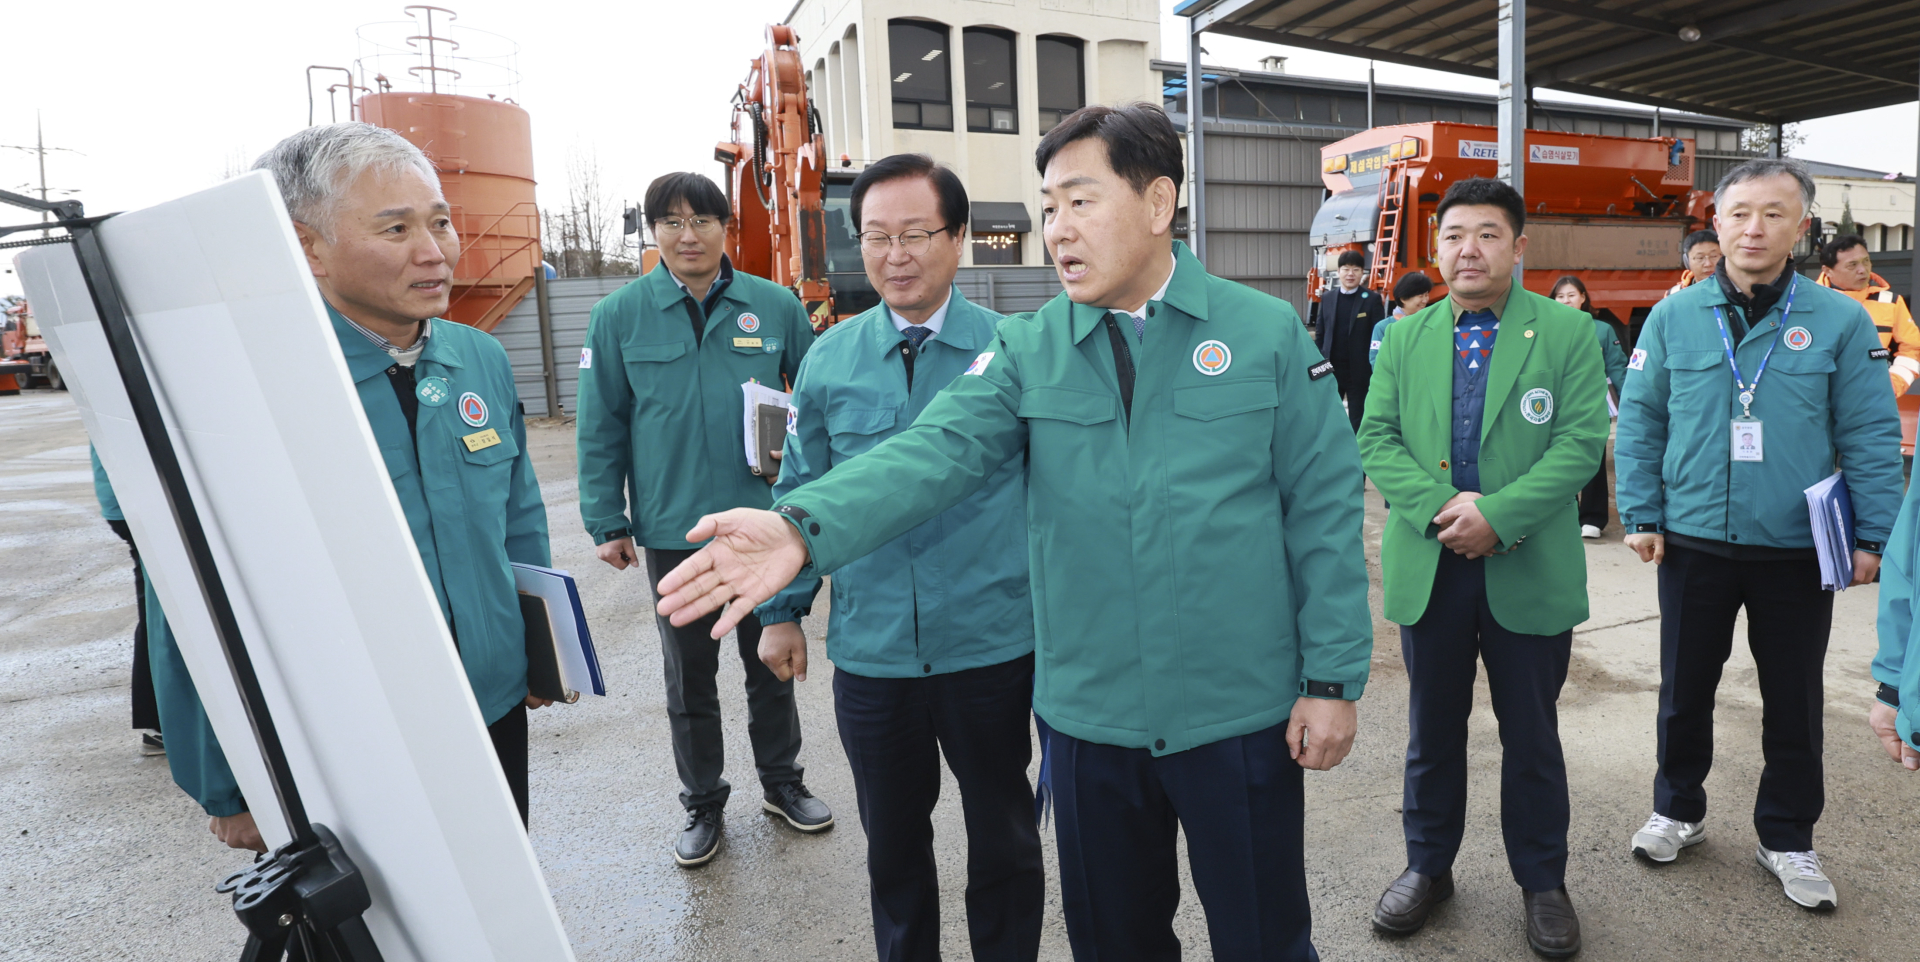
1358;288;1609;635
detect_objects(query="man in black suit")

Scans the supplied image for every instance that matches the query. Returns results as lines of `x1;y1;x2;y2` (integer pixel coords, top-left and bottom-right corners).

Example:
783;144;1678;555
1315;249;1388;432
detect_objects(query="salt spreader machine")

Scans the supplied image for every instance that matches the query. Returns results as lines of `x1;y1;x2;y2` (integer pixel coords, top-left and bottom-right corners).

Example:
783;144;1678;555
1308;123;1712;341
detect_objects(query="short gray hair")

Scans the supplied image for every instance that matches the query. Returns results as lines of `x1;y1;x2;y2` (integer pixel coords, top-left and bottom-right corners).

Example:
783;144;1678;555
1713;157;1816;216
252;123;440;240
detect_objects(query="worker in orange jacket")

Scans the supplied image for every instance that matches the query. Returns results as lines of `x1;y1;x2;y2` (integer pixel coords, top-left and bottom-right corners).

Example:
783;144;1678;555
1820;233;1920;396
1665;229;1721;297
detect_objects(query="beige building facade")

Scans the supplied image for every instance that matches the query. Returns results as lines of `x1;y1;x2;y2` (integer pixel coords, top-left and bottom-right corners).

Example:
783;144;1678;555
784;0;1161;267
1808;163;1915;253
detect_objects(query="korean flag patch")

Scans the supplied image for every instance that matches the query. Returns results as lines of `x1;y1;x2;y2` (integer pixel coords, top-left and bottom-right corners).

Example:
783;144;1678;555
963;351;995;375
1628;348;1648;371
786;402;799;435
578;347;593;369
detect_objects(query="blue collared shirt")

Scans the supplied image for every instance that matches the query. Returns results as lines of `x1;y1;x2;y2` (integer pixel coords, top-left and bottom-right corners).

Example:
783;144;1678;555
1451;310;1500;493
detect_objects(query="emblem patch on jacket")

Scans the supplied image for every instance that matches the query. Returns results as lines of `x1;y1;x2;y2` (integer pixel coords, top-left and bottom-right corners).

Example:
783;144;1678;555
1871;347;1893;361
1308;359;1335;381
738;312;761;333
787;402;799;435
1783;326;1812;351
578;347;592;369
1628;348;1648;371
458;391;489;428
963;352;995;375
1521;387;1554;424
416;376;451;406
1192;340;1232;376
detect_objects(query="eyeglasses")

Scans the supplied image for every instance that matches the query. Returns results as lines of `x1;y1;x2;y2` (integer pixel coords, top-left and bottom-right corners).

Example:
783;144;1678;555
858;226;954;257
656;217;723;236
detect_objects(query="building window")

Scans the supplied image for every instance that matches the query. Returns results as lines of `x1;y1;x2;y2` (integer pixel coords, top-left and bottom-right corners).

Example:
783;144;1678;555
965;28;1017;133
890;20;952;130
1036;35;1084;133
972;233;1022;265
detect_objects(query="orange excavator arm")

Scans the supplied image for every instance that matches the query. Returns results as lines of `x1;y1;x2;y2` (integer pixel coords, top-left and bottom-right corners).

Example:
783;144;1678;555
715;24;835;329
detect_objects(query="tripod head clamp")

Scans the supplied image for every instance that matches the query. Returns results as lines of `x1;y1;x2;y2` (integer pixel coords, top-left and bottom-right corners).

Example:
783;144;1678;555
217;823;384;960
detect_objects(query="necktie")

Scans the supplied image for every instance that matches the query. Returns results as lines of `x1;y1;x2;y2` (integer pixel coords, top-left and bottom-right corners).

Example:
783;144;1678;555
902;324;932;354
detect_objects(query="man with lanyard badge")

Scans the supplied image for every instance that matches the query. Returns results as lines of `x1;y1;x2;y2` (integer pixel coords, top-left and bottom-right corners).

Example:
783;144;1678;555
1616;158;1900;910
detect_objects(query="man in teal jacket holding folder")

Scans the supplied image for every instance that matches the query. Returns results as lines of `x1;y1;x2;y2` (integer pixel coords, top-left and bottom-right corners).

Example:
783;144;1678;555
151;123;552;850
1616;158;1901;911
655;103;1372;962
574;171;829;868
756;153;1042;962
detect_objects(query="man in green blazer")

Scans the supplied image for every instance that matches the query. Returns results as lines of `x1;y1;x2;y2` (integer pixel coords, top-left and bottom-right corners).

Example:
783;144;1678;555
1358;177;1608;959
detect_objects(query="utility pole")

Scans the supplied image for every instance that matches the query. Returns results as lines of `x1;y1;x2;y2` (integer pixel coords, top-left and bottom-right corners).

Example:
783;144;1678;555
2;112;82;239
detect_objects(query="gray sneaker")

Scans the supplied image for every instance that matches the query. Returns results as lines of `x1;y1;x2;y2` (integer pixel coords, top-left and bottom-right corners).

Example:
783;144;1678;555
1631;813;1705;863
1755;846;1837;910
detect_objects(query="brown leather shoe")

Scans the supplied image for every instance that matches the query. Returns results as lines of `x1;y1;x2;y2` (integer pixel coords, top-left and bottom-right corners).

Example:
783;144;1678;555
1372;868;1453;934
1523;886;1582;958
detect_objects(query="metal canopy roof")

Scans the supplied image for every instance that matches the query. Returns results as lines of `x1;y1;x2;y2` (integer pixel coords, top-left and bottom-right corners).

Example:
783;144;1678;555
1174;0;1920;124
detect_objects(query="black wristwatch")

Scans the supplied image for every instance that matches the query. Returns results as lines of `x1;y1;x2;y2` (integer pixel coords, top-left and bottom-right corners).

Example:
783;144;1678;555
1878;682;1901;707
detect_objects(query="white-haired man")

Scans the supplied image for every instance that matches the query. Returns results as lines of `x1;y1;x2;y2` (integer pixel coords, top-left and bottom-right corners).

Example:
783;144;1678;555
148;122;552;852
1616;157;1901;909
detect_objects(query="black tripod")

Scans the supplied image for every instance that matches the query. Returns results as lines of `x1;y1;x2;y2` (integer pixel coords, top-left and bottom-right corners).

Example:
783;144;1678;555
2;188;384;962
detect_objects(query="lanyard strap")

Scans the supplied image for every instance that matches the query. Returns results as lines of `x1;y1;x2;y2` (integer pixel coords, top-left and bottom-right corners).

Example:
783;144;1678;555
1712;276;1798;417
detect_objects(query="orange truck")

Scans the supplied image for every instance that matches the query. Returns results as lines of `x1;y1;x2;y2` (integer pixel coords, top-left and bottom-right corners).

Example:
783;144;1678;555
1308;122;1710;344
1;298;57;393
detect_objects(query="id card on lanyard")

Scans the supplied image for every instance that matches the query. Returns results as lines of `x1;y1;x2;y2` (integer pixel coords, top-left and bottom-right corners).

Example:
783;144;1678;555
1713;277;1798;463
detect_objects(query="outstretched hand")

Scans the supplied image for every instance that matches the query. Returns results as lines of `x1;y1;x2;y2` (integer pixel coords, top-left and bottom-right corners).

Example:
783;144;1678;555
657;508;810;638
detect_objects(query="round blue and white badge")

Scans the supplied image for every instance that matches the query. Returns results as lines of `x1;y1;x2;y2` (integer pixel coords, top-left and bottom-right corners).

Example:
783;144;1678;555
416;376;451;407
738;312;761;334
1521;387;1555;424
1783;326;1812;351
458;391;489;427
762;336;782;354
1192;339;1232;376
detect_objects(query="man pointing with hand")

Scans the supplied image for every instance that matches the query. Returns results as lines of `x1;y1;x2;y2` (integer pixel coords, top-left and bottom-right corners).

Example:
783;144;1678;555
658;103;1372;961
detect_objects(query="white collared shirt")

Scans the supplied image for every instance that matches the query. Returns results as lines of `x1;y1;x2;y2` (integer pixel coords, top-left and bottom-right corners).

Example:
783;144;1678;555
890;289;953;338
1108;255;1177;330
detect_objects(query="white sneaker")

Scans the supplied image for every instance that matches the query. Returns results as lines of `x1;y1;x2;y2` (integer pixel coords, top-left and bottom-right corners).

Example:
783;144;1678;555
1581;524;1603;539
1756;846;1837;910
1631;813;1705;863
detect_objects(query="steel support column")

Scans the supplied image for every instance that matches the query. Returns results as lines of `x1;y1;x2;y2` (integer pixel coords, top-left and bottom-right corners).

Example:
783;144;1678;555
1497;0;1526;198
1187;19;1207;264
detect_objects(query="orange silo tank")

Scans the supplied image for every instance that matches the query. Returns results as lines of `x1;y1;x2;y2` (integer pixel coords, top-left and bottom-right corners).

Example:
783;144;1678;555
360;91;540;331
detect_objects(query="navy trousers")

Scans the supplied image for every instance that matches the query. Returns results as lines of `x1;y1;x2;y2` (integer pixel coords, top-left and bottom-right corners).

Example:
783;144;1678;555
1654;542;1832;852
834;654;1043;962
1051;721;1317;962
1400;550;1572;892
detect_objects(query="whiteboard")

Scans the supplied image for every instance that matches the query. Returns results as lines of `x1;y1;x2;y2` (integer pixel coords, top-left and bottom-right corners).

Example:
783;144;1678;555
14;171;574;961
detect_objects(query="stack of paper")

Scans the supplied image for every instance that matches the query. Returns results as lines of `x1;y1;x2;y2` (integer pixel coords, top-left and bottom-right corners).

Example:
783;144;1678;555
513;562;605;702
742;380;792;475
1805;471;1855;591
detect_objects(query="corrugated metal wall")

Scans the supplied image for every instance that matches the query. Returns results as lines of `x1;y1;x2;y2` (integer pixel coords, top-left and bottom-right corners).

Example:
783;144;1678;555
1194;121;1345;318
496;268;1065;417
953;266;1064;314
493;274;633;418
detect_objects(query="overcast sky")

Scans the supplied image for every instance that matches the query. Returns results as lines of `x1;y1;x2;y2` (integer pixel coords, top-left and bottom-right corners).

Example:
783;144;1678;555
6;0;1914;298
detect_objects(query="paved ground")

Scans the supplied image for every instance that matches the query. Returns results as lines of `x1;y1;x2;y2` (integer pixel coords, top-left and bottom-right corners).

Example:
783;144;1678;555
2;387;1915;961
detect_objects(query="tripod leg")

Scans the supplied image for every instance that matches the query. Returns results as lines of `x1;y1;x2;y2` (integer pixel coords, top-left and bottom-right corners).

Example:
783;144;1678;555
296;917;385;962
239;929;292;962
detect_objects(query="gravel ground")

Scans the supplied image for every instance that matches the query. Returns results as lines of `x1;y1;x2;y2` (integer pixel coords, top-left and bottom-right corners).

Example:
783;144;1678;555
2;388;1914;960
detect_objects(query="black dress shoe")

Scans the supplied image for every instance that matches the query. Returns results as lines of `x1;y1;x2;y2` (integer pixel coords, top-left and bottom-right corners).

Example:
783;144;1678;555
763;781;834;832
1522;886;1582;958
674;804;722;867
1373;868;1453;934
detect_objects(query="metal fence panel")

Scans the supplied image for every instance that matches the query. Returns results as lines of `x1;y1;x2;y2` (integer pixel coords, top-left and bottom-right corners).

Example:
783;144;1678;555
953;266;1064;315
494;274;636;418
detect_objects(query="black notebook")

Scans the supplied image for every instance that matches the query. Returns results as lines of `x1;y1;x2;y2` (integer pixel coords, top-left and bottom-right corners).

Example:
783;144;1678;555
520;592;576;704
